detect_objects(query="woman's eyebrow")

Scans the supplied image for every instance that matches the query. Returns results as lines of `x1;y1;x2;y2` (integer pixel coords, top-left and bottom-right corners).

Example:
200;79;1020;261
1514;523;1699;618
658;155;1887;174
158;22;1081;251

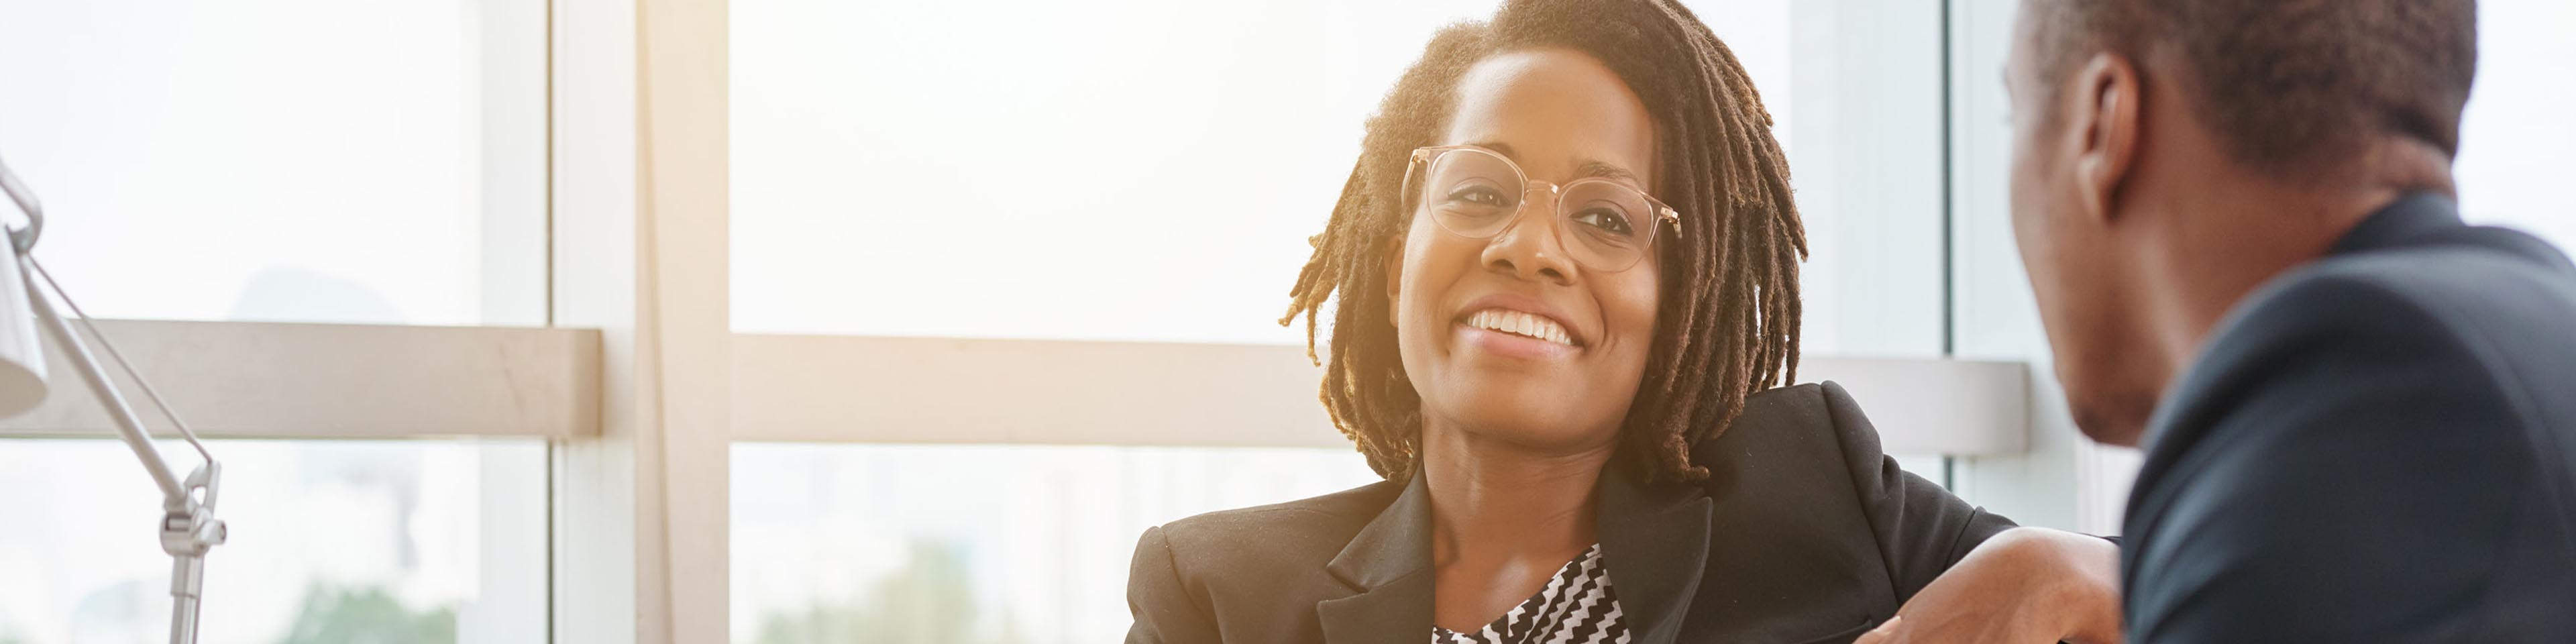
1578;160;1640;182
1464;141;1638;182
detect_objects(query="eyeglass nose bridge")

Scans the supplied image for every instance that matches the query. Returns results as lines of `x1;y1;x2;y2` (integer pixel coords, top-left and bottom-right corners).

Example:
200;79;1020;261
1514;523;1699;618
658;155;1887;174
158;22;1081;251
1483;180;1578;252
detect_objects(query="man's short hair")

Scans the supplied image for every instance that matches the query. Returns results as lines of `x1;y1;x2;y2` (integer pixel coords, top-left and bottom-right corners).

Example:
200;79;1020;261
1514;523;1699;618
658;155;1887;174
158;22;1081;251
2031;0;2477;176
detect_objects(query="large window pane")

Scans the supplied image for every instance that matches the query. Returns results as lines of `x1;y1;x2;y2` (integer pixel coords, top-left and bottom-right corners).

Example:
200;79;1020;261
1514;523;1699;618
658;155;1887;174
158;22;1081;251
729;0;1939;356
2457;0;2576;248
0;0;547;326
729;443;1380;644
0;439;546;644
730;0;1499;344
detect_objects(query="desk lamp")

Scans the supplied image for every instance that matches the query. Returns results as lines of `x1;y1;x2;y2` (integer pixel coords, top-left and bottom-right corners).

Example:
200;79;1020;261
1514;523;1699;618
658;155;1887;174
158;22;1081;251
0;153;226;644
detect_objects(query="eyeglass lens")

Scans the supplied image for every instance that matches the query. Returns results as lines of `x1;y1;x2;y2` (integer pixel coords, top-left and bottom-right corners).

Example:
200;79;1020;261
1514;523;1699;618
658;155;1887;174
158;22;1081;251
1419;148;1658;271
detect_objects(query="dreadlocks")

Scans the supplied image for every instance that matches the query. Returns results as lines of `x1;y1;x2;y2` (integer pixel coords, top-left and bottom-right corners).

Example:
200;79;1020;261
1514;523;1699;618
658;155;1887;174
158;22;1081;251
1281;0;1806;484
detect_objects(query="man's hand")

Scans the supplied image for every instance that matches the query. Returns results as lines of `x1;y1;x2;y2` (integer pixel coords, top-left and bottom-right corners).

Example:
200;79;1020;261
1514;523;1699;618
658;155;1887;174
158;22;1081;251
1853;527;2124;644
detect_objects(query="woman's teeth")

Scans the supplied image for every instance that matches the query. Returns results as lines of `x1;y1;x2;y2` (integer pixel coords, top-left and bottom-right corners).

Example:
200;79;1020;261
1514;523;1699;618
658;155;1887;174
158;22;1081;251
1465;309;1574;346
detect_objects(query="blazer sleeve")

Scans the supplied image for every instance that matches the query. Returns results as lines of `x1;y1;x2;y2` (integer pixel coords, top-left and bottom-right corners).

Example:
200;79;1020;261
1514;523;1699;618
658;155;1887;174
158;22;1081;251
1126;525;1223;643
1818;381;2019;602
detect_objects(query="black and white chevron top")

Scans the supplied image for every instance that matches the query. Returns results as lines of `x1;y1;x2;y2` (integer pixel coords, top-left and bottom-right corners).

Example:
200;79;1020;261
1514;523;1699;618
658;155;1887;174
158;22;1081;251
1430;543;1630;644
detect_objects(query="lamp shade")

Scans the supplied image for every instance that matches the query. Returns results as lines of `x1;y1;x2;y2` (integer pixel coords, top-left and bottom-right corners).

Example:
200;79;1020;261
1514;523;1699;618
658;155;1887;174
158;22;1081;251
0;250;47;417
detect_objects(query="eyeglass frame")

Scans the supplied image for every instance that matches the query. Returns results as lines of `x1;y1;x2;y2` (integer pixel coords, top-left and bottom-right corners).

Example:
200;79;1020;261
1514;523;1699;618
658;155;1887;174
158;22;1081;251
1401;145;1684;273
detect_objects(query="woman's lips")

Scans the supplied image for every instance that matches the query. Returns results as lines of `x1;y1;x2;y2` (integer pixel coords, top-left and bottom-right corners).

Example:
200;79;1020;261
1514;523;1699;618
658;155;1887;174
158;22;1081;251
1453;307;1582;360
1460;307;1576;345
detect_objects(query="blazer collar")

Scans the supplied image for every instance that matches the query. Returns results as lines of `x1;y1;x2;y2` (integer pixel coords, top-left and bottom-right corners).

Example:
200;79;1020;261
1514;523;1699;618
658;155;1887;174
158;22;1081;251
2330;192;2462;256
1318;469;1434;644
1596;456;1715;644
1315;460;1715;644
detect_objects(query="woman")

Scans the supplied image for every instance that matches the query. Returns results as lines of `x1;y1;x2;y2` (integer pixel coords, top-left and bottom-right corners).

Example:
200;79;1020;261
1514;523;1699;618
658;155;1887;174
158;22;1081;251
1127;1;2121;643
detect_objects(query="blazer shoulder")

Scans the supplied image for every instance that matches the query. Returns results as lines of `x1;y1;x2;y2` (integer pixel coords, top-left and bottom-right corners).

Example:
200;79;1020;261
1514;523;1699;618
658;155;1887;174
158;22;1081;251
1685;380;1894;508
2199;243;2576;433
2277;233;2576;352
1698;381;1874;469
1146;478;1400;576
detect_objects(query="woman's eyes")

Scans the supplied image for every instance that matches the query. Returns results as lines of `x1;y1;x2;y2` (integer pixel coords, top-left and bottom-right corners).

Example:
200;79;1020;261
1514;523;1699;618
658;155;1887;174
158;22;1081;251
1442;185;1511;207
1572;208;1635;237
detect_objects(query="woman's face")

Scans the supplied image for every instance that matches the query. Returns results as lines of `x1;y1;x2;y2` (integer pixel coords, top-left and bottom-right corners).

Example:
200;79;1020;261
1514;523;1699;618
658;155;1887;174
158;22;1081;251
1389;47;1664;454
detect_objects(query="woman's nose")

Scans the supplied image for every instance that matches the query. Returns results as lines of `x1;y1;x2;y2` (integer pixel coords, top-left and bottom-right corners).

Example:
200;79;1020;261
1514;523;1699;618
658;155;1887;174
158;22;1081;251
1481;184;1576;284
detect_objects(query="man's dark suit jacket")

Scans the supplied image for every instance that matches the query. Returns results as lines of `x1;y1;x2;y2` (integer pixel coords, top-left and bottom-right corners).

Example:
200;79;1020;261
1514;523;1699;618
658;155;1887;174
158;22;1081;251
2122;193;2576;641
1125;381;2016;644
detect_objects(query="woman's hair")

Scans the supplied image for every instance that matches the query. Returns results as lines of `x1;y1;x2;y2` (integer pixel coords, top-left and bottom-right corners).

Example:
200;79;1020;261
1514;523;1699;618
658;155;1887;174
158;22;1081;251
1281;0;1806;484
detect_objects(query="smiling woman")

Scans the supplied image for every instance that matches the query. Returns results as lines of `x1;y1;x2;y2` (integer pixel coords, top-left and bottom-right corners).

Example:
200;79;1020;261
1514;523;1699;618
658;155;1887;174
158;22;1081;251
1123;1;2123;643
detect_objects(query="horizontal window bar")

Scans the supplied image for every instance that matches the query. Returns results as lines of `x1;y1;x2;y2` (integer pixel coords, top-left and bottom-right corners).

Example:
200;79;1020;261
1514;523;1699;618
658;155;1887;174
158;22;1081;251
0;319;600;439
1;325;2027;453
730;334;2028;455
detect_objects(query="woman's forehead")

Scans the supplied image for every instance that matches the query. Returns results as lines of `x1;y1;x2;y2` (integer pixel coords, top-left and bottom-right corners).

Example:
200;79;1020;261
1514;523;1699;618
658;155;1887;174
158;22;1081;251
1441;48;1660;191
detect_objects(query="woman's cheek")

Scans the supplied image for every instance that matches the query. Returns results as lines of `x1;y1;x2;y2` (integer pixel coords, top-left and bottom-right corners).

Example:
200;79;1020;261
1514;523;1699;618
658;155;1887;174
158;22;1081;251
1605;274;1662;350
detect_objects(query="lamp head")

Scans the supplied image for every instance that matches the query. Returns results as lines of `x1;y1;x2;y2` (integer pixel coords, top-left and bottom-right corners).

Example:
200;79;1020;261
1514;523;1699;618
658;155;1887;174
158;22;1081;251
0;153;49;417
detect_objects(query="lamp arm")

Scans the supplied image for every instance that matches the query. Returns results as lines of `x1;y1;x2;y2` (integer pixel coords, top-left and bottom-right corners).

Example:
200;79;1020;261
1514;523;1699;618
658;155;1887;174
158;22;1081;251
16;254;223;644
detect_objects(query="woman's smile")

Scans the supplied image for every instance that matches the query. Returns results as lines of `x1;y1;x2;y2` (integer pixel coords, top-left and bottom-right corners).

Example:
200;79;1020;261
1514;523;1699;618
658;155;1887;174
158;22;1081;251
1452;297;1585;361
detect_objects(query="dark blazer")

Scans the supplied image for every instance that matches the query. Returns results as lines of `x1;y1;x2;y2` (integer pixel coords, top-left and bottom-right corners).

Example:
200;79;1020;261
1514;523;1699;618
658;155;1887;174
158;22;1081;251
1125;381;2015;644
2121;193;2576;641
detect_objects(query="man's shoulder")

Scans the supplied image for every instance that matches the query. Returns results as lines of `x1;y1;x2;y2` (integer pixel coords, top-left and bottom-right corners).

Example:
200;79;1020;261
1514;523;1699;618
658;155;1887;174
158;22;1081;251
2289;225;2576;345
2128;222;2576;569
2118;233;2576;639
2180;230;2576;435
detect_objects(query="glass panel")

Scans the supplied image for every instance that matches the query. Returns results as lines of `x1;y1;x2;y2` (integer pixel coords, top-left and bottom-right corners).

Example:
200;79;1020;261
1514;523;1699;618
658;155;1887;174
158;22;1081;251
730;0;1924;353
729;443;1382;644
0;0;547;326
2457;0;2576;248
0;439;547;644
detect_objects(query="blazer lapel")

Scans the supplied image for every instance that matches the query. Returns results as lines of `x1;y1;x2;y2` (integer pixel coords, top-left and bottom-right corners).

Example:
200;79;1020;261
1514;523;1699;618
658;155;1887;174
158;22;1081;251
1317;470;1436;644
1596;458;1715;644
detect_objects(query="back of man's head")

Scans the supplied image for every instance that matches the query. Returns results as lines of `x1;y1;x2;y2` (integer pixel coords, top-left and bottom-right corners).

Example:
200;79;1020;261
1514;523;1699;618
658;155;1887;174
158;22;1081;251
2029;0;2477;178
2004;0;2482;446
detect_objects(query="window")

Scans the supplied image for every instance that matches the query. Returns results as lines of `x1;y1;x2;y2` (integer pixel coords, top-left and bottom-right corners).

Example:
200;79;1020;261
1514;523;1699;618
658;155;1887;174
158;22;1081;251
0;0;546;327
2456;0;2576;248
0;1;553;643
0;440;545;644
725;1;1972;641
727;0;1944;355
729;444;1377;643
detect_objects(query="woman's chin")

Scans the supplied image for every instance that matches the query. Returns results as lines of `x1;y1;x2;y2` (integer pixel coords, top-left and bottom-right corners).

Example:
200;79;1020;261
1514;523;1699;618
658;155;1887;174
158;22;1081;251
1431;406;1616;453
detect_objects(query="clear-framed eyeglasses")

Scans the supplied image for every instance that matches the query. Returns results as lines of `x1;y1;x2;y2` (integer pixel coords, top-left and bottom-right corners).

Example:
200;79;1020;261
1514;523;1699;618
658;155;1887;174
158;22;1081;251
1404;145;1682;273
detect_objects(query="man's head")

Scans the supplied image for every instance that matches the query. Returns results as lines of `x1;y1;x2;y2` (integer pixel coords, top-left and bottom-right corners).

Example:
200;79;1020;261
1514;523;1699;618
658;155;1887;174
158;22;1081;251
2005;0;2477;445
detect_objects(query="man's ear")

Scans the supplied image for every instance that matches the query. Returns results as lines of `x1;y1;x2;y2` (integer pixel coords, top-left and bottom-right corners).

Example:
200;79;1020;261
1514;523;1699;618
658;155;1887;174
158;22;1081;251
2070;52;2141;225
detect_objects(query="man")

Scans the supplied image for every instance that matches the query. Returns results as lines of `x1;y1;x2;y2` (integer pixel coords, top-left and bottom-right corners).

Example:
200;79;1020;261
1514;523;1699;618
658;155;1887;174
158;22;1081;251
2004;0;2576;641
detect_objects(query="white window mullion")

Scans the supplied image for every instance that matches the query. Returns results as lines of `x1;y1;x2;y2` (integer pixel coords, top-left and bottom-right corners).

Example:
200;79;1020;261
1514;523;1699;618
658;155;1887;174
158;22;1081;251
640;0;733;641
545;0;651;640
548;0;731;641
